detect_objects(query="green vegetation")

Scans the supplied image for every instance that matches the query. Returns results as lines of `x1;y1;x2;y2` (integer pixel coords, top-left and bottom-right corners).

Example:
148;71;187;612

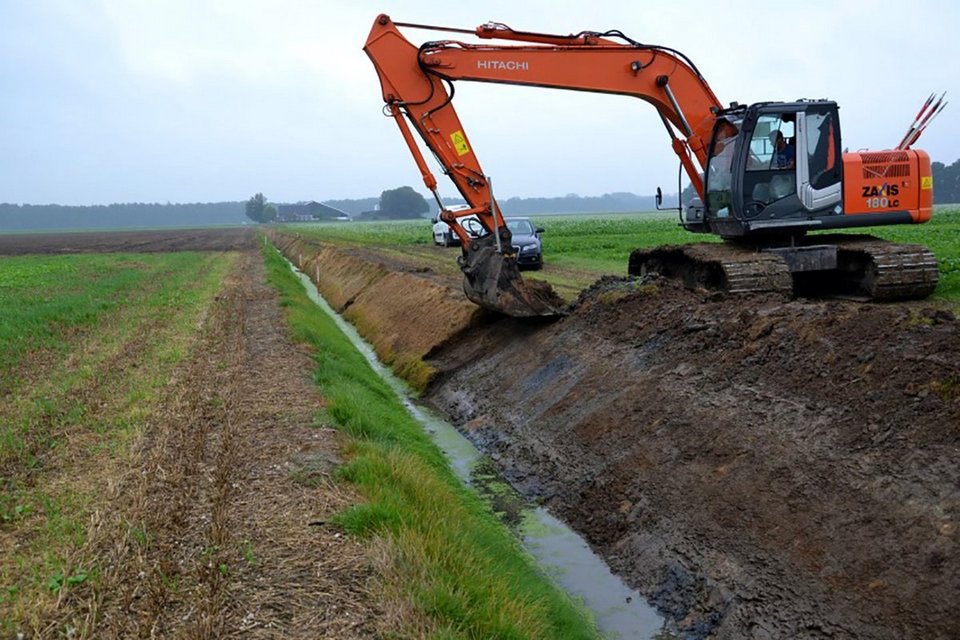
526;212;703;273
245;192;277;223
931;160;960;204
288;217;437;246
261;242;598;639
0;252;235;630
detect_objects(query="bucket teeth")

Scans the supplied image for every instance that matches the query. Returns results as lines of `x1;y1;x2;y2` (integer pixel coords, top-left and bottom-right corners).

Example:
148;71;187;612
460;235;566;317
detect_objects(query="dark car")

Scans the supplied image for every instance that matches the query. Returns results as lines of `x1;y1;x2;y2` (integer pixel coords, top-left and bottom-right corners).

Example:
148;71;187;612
505;217;544;270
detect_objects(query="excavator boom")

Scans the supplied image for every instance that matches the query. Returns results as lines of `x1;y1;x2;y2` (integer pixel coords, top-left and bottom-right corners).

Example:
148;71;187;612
363;14;725;316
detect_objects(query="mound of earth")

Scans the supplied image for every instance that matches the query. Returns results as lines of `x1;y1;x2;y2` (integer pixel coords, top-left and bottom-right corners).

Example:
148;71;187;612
426;276;960;639
268;231;483;387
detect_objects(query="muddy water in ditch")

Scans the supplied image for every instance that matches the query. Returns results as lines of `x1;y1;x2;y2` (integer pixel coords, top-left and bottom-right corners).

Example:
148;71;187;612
290;264;675;639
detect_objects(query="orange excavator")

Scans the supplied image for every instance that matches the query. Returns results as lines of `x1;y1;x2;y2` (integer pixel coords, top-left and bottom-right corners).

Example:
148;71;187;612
364;15;941;317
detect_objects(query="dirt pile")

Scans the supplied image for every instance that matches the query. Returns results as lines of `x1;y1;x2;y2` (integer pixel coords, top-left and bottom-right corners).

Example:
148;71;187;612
426;276;960;639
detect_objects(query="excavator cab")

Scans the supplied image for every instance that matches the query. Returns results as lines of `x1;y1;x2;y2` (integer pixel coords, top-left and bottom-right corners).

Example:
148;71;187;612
697;101;843;239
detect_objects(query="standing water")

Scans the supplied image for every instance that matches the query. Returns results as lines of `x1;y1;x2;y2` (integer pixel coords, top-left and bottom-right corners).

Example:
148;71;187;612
289;262;676;639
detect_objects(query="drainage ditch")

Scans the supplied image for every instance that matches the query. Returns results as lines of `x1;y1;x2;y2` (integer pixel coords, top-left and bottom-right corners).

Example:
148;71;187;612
288;261;676;639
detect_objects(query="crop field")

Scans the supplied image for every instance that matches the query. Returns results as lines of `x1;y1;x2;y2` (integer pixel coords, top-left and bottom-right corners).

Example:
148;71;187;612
288;206;960;302
5;216;958;638
0;251;235;633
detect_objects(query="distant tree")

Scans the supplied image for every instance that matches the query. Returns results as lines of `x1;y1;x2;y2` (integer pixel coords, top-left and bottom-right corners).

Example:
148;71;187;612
378;186;429;219
245;192;275;223
932;160;960;204
681;182;698;206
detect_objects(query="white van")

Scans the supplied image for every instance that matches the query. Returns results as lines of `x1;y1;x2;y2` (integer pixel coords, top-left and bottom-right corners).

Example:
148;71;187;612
432;205;484;247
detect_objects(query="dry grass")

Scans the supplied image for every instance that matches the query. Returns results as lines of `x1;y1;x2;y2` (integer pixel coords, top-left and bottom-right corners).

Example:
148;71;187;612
2;250;382;638
85;251;380;639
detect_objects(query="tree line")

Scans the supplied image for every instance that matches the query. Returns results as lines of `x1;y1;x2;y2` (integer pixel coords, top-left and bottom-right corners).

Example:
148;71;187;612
4;161;958;232
0;202;246;232
932;160;960;204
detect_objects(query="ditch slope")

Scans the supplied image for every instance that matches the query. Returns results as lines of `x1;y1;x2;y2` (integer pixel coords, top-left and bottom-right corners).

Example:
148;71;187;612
272;230;960;639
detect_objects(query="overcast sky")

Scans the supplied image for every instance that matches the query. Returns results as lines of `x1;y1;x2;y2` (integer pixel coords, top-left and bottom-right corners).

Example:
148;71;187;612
1;0;957;205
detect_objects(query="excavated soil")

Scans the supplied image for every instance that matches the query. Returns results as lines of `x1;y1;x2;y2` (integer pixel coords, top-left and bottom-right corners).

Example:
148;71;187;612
272;232;960;640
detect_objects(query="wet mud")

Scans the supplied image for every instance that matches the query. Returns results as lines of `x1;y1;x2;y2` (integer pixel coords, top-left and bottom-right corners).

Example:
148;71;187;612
272;232;960;639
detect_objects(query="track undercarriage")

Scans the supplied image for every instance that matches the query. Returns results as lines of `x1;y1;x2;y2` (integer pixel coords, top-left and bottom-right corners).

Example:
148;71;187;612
628;235;939;301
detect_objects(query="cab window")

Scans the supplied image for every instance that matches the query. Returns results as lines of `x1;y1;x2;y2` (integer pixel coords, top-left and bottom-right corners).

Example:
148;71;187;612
806;109;840;189
705;116;743;218
747;114;796;171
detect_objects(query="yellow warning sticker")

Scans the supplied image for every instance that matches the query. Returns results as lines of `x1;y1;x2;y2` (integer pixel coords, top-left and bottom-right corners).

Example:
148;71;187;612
451;130;470;156
921;176;933;190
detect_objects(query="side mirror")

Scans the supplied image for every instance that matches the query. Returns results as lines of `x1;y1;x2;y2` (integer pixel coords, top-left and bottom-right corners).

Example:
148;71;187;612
655;186;664;210
430;217;438;224
535;227;545;234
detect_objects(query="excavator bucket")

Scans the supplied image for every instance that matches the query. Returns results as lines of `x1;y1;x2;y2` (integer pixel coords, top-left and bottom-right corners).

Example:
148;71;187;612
459;235;566;317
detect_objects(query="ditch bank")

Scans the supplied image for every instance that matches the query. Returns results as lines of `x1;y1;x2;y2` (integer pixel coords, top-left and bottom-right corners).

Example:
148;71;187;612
269;230;960;639
267;230;481;391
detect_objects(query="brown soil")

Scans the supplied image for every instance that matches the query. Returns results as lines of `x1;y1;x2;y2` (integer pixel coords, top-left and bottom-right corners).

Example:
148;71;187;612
0;227;255;255
42;247;381;638
271;231;960;640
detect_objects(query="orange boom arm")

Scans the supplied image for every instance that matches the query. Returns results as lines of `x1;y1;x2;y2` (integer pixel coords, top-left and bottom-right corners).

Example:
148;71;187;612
363;14;724;244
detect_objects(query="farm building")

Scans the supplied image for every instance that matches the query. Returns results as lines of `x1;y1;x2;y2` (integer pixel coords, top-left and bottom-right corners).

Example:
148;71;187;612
276;201;351;222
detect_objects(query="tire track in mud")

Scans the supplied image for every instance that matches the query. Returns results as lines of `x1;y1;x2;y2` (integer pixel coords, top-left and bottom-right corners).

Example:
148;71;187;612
83;251;380;639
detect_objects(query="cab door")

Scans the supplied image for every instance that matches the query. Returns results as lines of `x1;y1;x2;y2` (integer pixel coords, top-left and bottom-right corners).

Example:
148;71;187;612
795;105;842;213
739;103;843;225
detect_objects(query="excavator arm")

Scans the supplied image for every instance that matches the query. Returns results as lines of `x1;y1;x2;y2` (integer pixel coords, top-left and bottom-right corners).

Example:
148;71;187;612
363;14;725;316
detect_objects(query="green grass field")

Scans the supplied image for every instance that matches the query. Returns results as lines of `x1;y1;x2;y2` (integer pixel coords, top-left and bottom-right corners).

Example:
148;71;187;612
262;242;599;639
286;206;960;302
0;252;234;630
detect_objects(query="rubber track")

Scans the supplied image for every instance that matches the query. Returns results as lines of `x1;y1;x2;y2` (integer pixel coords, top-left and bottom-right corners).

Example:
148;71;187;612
628;244;793;296
630;238;939;301
833;237;939;300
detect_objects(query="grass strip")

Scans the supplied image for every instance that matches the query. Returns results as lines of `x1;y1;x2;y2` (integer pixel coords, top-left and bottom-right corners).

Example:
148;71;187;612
261;241;598;640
